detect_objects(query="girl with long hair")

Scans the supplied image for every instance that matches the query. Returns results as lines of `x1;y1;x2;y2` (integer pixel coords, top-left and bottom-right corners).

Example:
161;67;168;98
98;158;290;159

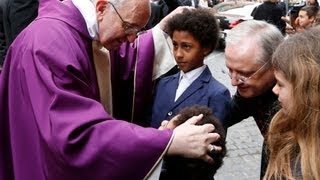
265;27;320;179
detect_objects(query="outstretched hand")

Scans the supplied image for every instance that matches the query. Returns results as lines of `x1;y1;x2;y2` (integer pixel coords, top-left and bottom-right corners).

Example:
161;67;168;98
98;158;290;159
158;6;195;32
166;114;221;164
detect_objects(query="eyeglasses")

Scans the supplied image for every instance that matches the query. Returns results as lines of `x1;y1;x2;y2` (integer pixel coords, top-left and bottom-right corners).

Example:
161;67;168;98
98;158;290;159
108;2;145;36
223;62;269;84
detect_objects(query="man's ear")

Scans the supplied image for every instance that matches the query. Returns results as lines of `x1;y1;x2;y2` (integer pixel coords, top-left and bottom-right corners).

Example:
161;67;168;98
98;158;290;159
96;0;108;21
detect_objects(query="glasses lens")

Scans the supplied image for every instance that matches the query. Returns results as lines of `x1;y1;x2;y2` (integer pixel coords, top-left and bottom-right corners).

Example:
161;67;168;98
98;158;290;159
125;28;139;35
122;22;141;35
237;76;247;83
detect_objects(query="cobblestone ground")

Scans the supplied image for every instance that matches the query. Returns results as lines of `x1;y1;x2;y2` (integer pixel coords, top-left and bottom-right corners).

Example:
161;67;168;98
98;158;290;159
205;51;263;180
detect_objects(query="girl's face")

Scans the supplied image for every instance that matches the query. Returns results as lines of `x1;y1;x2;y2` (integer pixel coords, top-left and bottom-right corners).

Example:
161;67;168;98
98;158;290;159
272;70;294;114
172;31;210;73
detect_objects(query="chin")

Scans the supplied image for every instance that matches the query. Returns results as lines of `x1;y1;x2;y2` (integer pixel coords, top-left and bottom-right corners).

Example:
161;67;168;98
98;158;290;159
238;89;260;98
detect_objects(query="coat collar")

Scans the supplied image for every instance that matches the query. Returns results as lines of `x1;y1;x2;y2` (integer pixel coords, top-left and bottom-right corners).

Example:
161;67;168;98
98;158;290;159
37;0;91;40
172;66;212;104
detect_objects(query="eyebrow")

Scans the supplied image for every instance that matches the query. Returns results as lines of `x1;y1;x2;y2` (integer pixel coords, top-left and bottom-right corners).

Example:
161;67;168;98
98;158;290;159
228;67;256;76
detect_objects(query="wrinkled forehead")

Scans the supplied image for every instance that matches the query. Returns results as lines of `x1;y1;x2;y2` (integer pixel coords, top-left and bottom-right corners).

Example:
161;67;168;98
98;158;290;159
225;42;261;67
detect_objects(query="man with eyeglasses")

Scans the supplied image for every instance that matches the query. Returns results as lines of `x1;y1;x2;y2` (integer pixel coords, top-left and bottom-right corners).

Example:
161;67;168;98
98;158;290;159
0;0;221;179
224;20;284;178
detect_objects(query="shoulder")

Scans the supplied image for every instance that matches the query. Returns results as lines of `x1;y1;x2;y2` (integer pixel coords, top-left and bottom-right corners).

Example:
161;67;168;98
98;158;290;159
21;17;88;57
154;73;178;92
207;76;229;92
10;17;90;73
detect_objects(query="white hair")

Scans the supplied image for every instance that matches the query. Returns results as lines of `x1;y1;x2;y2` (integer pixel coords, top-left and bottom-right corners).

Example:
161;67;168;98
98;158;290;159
226;20;284;64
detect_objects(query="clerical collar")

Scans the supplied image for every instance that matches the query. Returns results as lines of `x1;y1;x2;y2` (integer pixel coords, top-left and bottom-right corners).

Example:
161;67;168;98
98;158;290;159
72;0;99;40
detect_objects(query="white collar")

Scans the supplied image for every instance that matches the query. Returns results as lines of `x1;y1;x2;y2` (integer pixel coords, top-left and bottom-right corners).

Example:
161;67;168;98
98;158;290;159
179;65;206;83
72;0;99;40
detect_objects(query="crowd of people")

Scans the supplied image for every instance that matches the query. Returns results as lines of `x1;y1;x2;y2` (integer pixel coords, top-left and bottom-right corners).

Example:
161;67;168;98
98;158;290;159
1;0;320;179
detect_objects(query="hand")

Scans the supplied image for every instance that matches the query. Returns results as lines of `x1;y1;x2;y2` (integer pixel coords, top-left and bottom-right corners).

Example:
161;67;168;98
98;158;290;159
158;6;195;32
281;16;290;24
166;114;221;164
281;16;296;34
158;115;180;130
285;23;296;34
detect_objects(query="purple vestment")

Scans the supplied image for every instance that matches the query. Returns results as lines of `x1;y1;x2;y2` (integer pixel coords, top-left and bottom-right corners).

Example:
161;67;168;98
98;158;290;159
111;33;155;125
0;0;172;179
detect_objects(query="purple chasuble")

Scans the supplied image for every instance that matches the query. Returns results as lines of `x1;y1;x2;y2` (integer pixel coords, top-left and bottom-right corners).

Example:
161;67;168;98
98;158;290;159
0;0;172;180
110;31;155;125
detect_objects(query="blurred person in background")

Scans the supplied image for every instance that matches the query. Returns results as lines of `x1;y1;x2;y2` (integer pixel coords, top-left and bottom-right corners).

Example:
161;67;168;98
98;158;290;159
0;0;39;66
252;0;286;34
282;0;319;34
295;5;319;32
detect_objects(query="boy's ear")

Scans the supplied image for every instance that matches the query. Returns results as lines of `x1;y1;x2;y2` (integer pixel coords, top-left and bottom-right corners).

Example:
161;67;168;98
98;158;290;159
203;48;211;56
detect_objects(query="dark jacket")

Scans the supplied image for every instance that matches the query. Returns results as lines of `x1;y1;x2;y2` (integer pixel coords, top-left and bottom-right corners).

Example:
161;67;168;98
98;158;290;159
228;88;278;136
151;67;231;129
228;88;279;178
0;0;38;64
252;1;286;34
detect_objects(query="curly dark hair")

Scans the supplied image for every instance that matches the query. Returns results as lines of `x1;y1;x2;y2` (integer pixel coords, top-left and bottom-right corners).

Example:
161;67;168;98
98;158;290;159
167;8;220;53
160;105;227;180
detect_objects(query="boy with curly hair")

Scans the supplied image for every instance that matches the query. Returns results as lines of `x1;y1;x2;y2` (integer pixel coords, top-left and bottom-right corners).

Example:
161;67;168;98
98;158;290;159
150;8;231;130
160;105;227;180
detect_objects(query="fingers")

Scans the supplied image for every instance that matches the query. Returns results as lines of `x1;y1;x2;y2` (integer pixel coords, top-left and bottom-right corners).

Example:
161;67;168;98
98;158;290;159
167;121;222;164
208;144;222;154
158;6;195;32
201;123;215;134
207;131;220;144
200;145;222;164
183;114;203;125
159;114;205;130
158;120;169;130
281;16;290;23
159;115;181;130
202;154;214;164
167;114;180;129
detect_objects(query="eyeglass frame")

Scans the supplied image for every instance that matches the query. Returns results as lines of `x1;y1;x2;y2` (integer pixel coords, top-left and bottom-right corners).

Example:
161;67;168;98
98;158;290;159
224;62;269;84
108;2;145;36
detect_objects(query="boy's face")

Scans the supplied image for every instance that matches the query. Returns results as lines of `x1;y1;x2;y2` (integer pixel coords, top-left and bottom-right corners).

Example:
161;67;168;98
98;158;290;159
172;31;210;73
298;10;315;29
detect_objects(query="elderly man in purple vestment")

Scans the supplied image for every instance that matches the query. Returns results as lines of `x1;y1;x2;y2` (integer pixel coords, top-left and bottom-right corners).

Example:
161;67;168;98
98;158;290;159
0;0;222;179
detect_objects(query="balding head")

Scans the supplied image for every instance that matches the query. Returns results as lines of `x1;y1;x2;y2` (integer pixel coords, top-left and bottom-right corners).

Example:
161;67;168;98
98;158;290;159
95;0;151;50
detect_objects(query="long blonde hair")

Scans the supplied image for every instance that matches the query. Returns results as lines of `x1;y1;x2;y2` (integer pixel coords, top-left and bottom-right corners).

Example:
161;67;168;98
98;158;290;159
265;27;320;179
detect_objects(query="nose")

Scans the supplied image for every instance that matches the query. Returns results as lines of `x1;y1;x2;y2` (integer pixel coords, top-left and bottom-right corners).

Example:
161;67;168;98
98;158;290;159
174;48;183;59
272;84;279;95
229;73;242;86
231;78;241;86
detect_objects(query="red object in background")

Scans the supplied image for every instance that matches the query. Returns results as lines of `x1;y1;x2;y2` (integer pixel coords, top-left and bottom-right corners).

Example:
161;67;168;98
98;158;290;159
229;19;244;28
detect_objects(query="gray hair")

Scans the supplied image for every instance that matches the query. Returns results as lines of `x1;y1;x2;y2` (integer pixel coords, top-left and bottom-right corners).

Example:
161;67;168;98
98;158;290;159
226;20;284;65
